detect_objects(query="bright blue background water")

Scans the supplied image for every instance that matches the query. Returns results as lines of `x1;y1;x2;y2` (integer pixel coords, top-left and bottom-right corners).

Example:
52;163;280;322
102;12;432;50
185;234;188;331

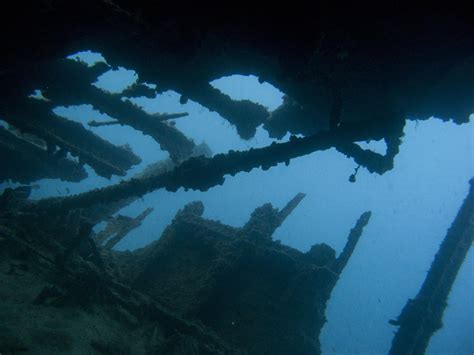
1;51;473;354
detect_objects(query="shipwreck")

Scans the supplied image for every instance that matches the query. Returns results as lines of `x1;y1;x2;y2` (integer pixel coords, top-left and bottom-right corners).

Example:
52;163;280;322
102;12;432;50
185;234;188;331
0;2;472;354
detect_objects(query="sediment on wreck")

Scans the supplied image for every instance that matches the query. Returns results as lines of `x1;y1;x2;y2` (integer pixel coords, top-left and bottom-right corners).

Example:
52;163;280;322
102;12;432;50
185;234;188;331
124;198;371;354
0;189;236;353
0;184;372;354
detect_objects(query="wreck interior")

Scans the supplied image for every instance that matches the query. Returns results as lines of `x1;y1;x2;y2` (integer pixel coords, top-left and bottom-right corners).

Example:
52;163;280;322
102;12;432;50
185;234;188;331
0;2;473;354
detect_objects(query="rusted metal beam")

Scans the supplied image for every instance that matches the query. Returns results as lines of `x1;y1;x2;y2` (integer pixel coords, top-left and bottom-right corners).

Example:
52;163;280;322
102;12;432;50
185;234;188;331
388;179;474;355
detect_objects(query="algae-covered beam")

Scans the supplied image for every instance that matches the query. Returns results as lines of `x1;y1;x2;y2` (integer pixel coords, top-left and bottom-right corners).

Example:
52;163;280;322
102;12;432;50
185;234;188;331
81;197;138;226
169;81;270;139
94;215;134;245
242;192;306;239
81;150;209;227
333;211;372;274
2;99;141;178
98;50;271;140
88;120;120;127
89;115;188;128
278;192;306;225
151;112;189;121
335;128;404;176
31;116;403;213
0;62;142;179
41;60;195;162
0;126;87;183
388;179;474;355
88;113;189;127
95;207;153;249
121;83;157;98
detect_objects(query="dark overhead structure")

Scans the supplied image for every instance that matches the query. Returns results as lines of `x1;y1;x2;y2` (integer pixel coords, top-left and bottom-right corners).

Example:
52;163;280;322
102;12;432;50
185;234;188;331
1;2;472;183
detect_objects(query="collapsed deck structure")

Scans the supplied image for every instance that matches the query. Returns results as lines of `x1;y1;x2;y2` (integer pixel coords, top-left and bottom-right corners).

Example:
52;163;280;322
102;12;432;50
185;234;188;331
0;187;371;353
0;2;472;354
